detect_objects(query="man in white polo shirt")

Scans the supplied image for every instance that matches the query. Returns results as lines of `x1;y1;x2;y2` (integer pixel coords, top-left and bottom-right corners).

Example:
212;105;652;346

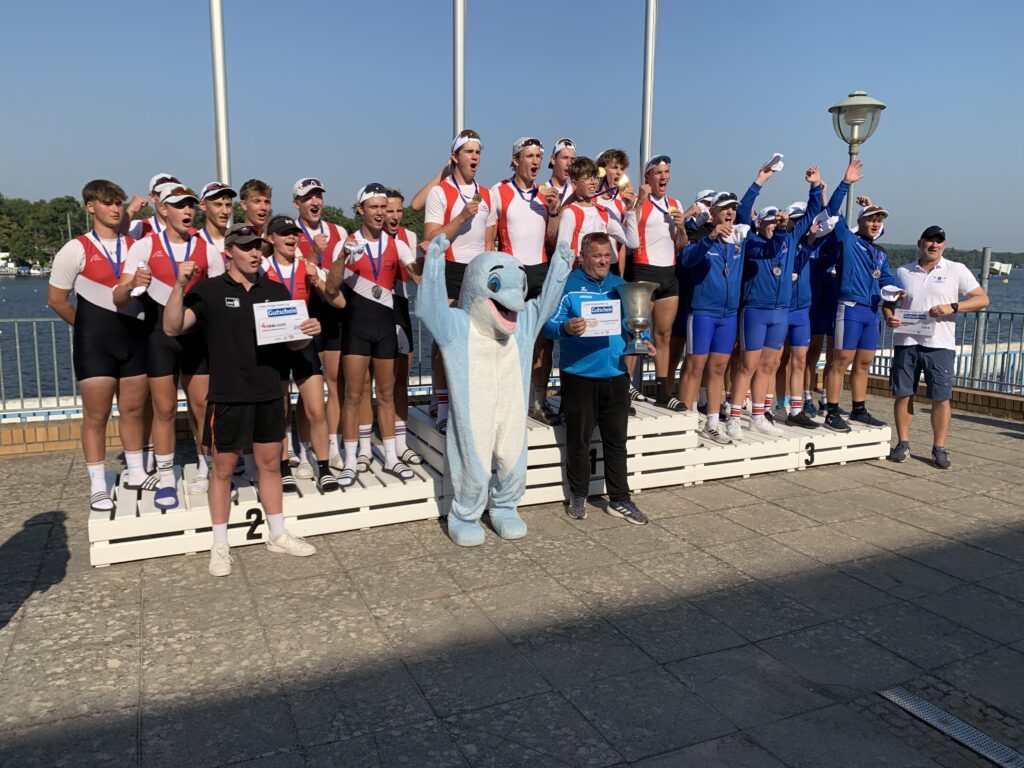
883;225;988;468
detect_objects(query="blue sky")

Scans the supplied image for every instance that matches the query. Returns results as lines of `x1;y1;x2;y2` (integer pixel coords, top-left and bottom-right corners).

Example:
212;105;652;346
3;0;1022;250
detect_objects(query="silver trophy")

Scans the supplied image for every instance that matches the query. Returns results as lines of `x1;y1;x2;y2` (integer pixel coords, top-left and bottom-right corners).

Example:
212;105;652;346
614;281;658;356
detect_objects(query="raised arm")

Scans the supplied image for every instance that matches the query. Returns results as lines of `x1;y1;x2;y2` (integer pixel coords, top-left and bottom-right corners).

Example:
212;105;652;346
414;234;460;347
789;166;825;242
524;241;574;337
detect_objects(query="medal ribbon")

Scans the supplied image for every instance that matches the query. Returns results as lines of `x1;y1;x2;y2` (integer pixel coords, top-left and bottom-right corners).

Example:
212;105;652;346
269;257;296;298
299;219;325;263
161;232;193;278
364;234;384;282
90;231;123;278
452;178;479;206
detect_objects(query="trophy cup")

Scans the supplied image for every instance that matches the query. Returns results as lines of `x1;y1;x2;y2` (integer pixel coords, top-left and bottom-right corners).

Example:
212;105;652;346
614;281;658;356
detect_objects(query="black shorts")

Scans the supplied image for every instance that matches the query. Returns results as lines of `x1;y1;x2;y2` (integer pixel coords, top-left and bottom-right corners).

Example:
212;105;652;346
282;342;322;382
445;261;469;302
628;263;679;300
342;293;399;359
147;326;209;378
72;298;148;381
394;295;414;354
524;262;550;300
203;398;285;452
310;295;343;353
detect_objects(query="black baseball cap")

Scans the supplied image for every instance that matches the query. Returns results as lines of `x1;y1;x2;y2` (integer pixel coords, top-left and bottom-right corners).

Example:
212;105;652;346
266;215;302;235
920;225;945;242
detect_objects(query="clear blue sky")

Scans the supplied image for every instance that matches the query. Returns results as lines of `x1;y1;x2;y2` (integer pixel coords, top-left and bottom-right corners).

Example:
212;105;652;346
3;0;1022;250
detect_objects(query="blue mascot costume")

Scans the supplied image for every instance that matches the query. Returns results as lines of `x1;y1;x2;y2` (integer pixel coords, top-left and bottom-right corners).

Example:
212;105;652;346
416;236;574;546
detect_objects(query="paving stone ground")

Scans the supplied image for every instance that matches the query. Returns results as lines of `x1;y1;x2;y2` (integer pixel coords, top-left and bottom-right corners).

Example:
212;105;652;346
1;395;1023;767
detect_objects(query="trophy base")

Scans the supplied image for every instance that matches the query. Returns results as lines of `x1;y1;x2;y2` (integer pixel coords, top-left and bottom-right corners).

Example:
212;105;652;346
624;337;651;356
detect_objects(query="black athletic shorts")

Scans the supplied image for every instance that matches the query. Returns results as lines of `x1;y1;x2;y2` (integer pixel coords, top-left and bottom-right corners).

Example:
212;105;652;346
147;326;209;377
394;295;414;354
445;261;469;302
310;294;343;353
72;298;148;381
524;262;550;300
628;263;679;300
203;398;285;452
342;293;399;359
281;342;322;382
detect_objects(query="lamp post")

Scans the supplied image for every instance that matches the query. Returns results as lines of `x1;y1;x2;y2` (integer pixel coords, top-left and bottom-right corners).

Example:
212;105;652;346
828;91;886;221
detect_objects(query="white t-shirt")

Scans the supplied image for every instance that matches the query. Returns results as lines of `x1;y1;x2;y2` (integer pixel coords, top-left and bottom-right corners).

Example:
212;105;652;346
424;179;497;264
894;257;980;350
490;179;550;266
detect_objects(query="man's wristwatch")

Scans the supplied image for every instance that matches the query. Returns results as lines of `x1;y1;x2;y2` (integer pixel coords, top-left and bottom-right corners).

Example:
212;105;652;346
951;302;959;313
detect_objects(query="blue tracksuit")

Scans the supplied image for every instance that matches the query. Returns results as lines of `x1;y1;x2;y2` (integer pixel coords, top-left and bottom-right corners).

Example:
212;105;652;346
543;267;645;379
829;182;898;310
678;235;746;317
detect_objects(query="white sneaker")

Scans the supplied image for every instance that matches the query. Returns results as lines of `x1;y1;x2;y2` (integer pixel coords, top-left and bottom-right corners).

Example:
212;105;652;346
287;448;300;468
329;452;345;471
209;542;233;577
295;460;315;480
751;416;783;437
189;474;209;494
266;529;316;557
725;417;744;441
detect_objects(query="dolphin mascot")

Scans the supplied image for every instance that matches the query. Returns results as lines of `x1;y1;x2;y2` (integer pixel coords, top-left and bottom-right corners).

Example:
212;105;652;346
416;236;574;546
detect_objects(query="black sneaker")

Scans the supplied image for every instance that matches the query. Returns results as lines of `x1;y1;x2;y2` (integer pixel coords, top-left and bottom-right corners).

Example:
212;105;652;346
824;411;852;433
567;494;587;520
931;447;951;470
317;472;340;492
608;499;649;525
888;441;910;463
785;411;819;429
849;410;886;427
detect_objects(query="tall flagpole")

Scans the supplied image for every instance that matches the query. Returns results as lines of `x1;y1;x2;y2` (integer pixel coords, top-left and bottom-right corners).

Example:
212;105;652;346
209;0;231;187
639;0;657;167
453;0;466;134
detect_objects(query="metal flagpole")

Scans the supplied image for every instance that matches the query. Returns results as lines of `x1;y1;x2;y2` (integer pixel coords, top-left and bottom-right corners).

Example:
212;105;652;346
209;0;232;188
639;0;657;167
453;0;466;134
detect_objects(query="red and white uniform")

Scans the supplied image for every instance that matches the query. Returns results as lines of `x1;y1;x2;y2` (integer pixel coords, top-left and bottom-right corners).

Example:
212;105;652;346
424;178;497;264
338;232;416;308
50;234;143;318
295;219;348;270
127;216;164;240
548;177;575;208
491;179;550;266
557;203;640;261
124;233;222;306
633;195;683;267
263;257;315;305
198;226;227;265
394;227;418;300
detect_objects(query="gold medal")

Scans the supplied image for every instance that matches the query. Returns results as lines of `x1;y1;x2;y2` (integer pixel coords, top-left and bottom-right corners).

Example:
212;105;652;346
472;193;482;203
871;269;881;279
598;167;607;178
618;174;631;190
668;205;679;214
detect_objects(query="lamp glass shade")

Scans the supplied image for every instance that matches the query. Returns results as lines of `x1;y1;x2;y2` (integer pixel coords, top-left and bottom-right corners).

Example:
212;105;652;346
828;91;886;145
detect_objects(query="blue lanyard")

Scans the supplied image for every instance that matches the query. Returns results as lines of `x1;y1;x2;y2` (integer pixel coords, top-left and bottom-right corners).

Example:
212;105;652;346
649;196;671;216
269;257;296;298
299;219;324;255
200;226;215;246
90;230;122;277
151;216;163;234
453;179;479;205
509;178;538;204
161;232;193;278
363;234;384;281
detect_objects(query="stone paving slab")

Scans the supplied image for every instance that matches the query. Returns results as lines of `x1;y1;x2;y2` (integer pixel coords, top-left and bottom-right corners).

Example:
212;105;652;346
0;395;1022;766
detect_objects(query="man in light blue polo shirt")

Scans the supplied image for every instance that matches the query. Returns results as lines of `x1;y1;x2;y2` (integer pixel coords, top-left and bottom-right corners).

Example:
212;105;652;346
883;226;989;468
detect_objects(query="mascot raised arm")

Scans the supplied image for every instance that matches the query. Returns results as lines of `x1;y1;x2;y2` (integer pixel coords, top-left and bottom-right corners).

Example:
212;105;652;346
416;237;574;546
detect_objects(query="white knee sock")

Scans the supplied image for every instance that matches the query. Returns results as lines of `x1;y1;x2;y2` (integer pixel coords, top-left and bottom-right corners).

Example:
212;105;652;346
358;424;372;457
394;420;408;454
344;440;358;469
125;450;146;485
383;437;398;467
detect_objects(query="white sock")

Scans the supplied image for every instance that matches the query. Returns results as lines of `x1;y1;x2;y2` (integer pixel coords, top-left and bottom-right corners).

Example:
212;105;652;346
285;426;295;456
196;454;210;479
125;450;146;485
394;420;408;454
707;413;720;430
212;523;228;545
266;512;285;537
383;437;398;467
344;440;358;469
87;462;111;507
156;453;175;489
358;424;372;457
328;433;340;458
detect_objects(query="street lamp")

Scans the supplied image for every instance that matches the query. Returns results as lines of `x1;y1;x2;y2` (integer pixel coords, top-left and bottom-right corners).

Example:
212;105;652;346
828;90;886;221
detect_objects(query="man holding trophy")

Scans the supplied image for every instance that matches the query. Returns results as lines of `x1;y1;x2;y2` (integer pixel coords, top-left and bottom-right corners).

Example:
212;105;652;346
543;232;655;524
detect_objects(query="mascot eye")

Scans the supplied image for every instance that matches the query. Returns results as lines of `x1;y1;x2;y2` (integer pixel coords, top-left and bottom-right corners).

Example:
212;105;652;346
487;275;501;293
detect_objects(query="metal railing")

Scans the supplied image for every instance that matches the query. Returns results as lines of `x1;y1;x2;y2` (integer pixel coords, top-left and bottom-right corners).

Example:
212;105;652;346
3;308;1022;415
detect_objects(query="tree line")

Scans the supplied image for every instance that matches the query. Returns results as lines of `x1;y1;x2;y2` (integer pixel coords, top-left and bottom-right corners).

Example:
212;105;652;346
0;194;426;265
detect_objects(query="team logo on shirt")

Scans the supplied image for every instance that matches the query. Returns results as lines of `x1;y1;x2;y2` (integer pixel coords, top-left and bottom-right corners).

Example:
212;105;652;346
225;297;240;308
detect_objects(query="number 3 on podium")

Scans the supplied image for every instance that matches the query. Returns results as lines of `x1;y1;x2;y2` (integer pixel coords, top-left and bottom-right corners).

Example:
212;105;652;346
804;442;815;466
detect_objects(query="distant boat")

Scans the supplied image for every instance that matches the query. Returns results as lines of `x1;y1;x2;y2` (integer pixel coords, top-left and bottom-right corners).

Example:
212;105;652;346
28;265;43;277
989;261;1012;276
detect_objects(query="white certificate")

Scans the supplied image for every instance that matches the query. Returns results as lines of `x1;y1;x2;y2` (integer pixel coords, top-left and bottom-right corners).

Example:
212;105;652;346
580;300;622;338
896;309;935;335
254;300;310;345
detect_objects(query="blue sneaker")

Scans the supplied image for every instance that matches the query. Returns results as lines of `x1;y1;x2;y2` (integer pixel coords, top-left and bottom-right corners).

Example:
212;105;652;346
802;399;819;418
931;447;951;469
824;411;852;433
850;410;886;428
888;441;911;462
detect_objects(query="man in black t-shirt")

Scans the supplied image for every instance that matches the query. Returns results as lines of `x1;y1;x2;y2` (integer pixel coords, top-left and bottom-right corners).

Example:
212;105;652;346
164;223;324;577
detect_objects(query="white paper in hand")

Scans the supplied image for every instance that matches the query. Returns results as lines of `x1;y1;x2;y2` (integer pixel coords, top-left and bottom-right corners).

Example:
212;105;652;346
130;263;149;297
762;153;785;173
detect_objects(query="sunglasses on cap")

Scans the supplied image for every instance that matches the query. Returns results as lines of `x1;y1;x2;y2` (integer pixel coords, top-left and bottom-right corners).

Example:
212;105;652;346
645;155;671;172
152;175;179;189
457;129;480;140
298;178;323;189
164;186;198;200
555;138;575;148
232;225;260;237
517;138;543;150
357;183;389;204
201;182;233;198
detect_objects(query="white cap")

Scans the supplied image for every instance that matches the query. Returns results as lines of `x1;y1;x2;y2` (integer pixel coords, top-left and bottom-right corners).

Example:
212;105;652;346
786;202;807;218
858;205;889;220
643;154;671;174
812;211;838;235
548;137;576;168
158;185;199;205
512;136;543;156
880;285;903;302
695;189;716;204
148;172;179;193
757;206;780;223
293;177;326;198
710;191;739;209
199;181;237;201
355;183;388;205
451;131;483;155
